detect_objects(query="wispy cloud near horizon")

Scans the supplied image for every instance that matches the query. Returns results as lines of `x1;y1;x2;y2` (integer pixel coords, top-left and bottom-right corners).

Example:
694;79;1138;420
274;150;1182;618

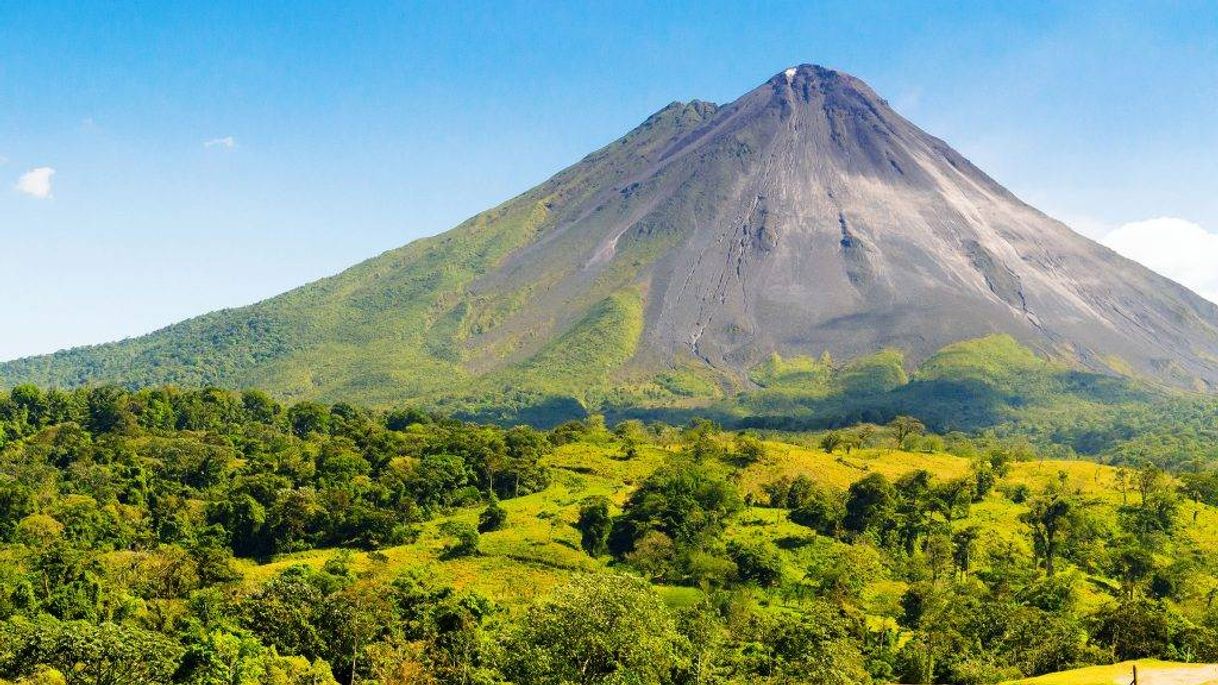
203;136;237;149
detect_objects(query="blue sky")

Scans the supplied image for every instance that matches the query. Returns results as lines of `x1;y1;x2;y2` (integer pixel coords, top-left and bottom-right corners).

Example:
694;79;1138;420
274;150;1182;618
2;1;1217;360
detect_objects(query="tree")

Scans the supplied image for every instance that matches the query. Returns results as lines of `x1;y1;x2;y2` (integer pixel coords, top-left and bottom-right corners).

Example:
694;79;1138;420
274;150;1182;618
240;389;280;424
932;477;975;522
805;543;886;605
0;617;184;685
734;433;767;464
318;581;398;685
684;433;727;463
843;473;896;539
408;454;473;510
952;526;981;577
925;527;954;581
384;405;431;431
8;666;68;685
894;470;934;553
971;460;996;501
1090;597;1179;660
608;461;742;556
576;497;612;557
8;385;49;431
1179;470;1218;524
1119;465;1178;545
286;402;330;438
854;424;877;450
504;575;687;685
499;425;553;498
0;484;35;540
754;605;871;685
889;416;926;447
625;531;678;581
477;497;507;533
177;630;340;685
242;566;328;661
788;484;844;537
728;540;783;587
1115;467;1131;505
85;386;134;435
1020;481;1076;577
1111;543;1154;599
208;492;270;558
821;431;845;454
767;474;821;510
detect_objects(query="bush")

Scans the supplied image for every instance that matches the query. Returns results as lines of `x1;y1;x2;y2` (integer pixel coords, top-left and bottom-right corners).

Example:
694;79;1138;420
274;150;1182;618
503;575;686;685
625;531;678;581
477;497;507;533
576;497;612;557
1090;597;1179;660
438;522;479;558
788;486;844;537
1002;483;1030;503
728;541;783;587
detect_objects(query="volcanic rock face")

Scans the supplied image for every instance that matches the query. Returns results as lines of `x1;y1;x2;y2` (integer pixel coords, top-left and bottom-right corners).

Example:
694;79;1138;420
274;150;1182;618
5;64;1218;398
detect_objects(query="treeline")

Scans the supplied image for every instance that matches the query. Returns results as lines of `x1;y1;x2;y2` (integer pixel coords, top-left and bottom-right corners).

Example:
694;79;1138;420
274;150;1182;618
0;384;550;558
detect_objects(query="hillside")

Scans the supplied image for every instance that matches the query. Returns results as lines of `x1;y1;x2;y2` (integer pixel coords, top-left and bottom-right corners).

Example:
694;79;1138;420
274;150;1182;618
5;385;1218;683
5;65;1218;419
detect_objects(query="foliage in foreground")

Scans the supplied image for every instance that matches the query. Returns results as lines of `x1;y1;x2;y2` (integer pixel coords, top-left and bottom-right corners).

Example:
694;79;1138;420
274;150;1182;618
4;385;1218;683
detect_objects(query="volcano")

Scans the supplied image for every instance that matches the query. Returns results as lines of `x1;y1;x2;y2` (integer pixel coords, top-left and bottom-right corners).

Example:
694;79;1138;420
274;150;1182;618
6;65;1218;407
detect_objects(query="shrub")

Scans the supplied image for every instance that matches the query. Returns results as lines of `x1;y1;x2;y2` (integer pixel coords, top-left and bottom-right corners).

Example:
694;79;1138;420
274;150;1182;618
728;541;783;587
576;497;612;557
438;522;479;558
477;497;507;533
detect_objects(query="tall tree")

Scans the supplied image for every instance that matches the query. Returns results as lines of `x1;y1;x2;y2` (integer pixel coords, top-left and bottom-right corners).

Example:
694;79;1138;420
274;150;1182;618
1020;479;1076;577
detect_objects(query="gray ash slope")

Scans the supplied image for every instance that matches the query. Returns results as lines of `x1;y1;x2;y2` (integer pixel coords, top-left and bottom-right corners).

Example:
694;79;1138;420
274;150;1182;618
598;64;1218;389
4;64;1218;398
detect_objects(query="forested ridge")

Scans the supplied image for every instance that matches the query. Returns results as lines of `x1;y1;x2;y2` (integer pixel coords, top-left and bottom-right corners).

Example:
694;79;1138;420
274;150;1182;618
4;385;1218;684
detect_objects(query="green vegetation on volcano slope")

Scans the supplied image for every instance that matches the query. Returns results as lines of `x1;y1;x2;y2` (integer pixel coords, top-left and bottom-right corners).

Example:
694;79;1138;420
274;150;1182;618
404;332;1218;475
7;323;1218;474
0;100;719;408
600;335;1218;471
0;195;558;401
6;385;1218;684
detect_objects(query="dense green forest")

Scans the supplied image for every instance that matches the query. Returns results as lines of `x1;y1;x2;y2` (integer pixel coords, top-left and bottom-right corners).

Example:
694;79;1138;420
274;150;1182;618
4;384;1218;684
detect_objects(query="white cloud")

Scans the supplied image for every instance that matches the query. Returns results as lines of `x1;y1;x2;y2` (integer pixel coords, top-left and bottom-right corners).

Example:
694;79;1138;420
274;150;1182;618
203;136;236;149
15;167;55;199
1101;217;1218;304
